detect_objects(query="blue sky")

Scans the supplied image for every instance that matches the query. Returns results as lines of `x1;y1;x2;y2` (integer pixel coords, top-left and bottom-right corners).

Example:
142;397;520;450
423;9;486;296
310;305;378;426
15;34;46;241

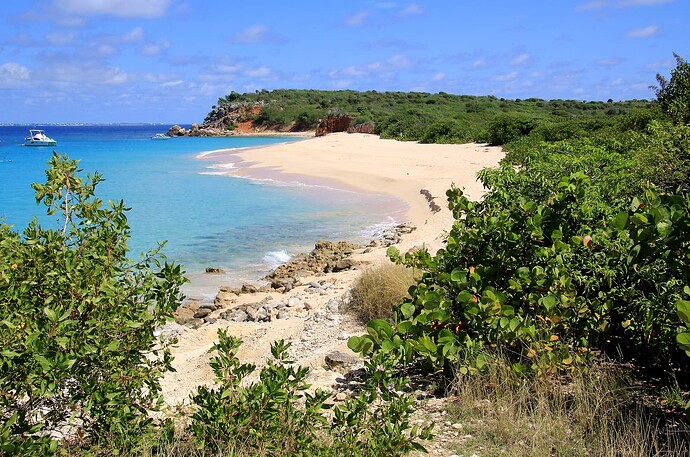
1;0;687;123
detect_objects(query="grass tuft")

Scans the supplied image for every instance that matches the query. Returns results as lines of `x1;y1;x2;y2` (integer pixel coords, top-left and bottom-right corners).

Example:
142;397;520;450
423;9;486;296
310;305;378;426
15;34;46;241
345;263;419;323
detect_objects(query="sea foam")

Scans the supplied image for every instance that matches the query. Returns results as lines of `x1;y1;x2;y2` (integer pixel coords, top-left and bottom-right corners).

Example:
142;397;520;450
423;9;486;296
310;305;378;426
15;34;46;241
263;250;291;269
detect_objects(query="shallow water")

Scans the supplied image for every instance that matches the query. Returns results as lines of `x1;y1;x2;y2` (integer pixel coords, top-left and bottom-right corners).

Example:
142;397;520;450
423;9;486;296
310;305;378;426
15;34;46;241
0;125;404;298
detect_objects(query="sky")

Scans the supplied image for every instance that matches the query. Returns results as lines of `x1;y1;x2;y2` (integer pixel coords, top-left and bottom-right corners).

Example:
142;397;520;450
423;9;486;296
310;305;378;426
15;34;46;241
1;0;688;123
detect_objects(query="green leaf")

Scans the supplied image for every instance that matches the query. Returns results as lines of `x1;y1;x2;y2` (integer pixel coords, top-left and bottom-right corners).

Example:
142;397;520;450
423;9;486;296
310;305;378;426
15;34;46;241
611;212;628;231
450;268;466;282
400;302;415;319
34;354;52;371
677;331;690;354
677;300;690;324
44;307;58;322
0;350;20;359
386;246;400;260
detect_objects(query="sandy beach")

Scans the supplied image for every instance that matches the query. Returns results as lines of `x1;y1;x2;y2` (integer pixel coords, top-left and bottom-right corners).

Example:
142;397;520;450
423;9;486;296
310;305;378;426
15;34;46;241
161;133;504;412
205;132;504;254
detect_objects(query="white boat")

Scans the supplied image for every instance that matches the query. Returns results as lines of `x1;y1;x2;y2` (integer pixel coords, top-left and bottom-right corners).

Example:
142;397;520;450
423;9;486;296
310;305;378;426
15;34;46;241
151;133;170;140
23;129;57;146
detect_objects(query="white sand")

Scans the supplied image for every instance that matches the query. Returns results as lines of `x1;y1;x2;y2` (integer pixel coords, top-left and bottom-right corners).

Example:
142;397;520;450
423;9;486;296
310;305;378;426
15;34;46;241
161;133;504;406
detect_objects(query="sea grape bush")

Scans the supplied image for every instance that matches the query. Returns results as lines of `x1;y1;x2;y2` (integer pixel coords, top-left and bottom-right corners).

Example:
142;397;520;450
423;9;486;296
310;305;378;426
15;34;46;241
190;330;433;456
655;53;690;125
0;154;186;455
350;168;690;378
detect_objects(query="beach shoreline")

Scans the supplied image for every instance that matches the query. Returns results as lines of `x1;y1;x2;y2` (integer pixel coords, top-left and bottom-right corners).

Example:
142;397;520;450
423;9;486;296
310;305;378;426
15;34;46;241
202;132;504;255
162;133;504;409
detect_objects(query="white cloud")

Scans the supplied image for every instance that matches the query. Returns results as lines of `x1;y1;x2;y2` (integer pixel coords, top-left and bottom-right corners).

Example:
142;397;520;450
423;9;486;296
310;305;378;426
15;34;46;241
619;0;673;5
343;66;367;77
345;11;369;26
87;43;118;57
511;53;531;66
160;80;185;88
432;72;445;81
245;66;273;79
46;32;76;46
468;59;487;70
42;60;133;87
626;24;659;37
387;54;412;69
577;0;673;10
139;40;170;57
597;57;623;66
231;25;267;44
122;27;145;43
493;71;519;82
399;4;424;16
0;62;32;88
52;0;171;18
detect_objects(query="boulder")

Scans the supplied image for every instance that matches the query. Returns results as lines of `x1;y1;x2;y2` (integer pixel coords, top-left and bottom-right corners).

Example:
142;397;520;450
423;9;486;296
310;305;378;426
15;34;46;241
324;351;360;372
167;125;187;136
240;284;258;294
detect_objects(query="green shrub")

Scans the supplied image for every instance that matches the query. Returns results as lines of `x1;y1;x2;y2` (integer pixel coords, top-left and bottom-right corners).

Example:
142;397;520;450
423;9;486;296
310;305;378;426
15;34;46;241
0;154;186;454
654;53;690;125
350;171;690;378
487;115;537;145
190;330;433;456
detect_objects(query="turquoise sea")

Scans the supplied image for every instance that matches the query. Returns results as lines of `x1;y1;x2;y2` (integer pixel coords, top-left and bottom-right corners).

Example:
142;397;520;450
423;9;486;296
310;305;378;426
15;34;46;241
0;125;403;300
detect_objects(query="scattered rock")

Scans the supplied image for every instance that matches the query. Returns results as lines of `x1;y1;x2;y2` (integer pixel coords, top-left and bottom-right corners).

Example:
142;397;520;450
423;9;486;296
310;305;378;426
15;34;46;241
324;351;360;372
241;283;258;294
193;308;211;319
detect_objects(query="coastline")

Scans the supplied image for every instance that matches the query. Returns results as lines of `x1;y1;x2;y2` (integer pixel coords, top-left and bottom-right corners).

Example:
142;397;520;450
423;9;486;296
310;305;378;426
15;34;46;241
162;134;504;408
203;132;504;254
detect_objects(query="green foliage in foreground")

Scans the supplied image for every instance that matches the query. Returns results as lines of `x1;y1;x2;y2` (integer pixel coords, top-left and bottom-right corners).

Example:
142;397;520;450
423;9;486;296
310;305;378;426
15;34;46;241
0;155;432;456
0;154;186;455
351;170;690;378
190;330;433;456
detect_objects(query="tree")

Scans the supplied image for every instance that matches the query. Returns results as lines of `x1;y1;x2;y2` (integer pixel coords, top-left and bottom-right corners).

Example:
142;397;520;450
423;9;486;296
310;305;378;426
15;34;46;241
0;154;186;454
654;53;690;124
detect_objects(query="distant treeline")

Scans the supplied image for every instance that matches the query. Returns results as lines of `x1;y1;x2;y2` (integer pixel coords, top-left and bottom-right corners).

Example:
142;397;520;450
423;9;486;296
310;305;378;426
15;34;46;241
210;89;660;145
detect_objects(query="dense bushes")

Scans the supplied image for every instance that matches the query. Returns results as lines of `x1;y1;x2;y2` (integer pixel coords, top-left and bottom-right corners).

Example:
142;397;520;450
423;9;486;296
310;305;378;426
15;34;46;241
190;330;433;456
350;166;690;379
210;88;658;145
0;154;186;454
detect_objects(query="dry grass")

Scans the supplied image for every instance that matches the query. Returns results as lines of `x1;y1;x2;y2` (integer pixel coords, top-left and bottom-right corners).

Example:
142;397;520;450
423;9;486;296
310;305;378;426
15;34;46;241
444;353;690;457
345;262;419;323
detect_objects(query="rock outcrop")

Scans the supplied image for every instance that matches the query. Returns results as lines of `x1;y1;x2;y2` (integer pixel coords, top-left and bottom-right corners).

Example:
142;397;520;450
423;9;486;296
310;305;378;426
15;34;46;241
265;240;362;284
347;122;376;134
202;101;264;131
315;114;353;137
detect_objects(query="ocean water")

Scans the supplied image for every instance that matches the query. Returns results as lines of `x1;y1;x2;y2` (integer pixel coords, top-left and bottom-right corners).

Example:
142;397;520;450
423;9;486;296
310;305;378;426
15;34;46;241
0;125;403;300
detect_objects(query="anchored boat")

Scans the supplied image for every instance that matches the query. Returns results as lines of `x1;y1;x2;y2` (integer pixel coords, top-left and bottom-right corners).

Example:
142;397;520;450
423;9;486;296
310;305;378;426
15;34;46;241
23;129;57;146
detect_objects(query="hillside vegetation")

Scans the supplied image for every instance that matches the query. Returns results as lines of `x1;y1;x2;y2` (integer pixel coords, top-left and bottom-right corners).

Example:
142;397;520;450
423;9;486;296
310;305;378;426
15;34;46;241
206;89;657;144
